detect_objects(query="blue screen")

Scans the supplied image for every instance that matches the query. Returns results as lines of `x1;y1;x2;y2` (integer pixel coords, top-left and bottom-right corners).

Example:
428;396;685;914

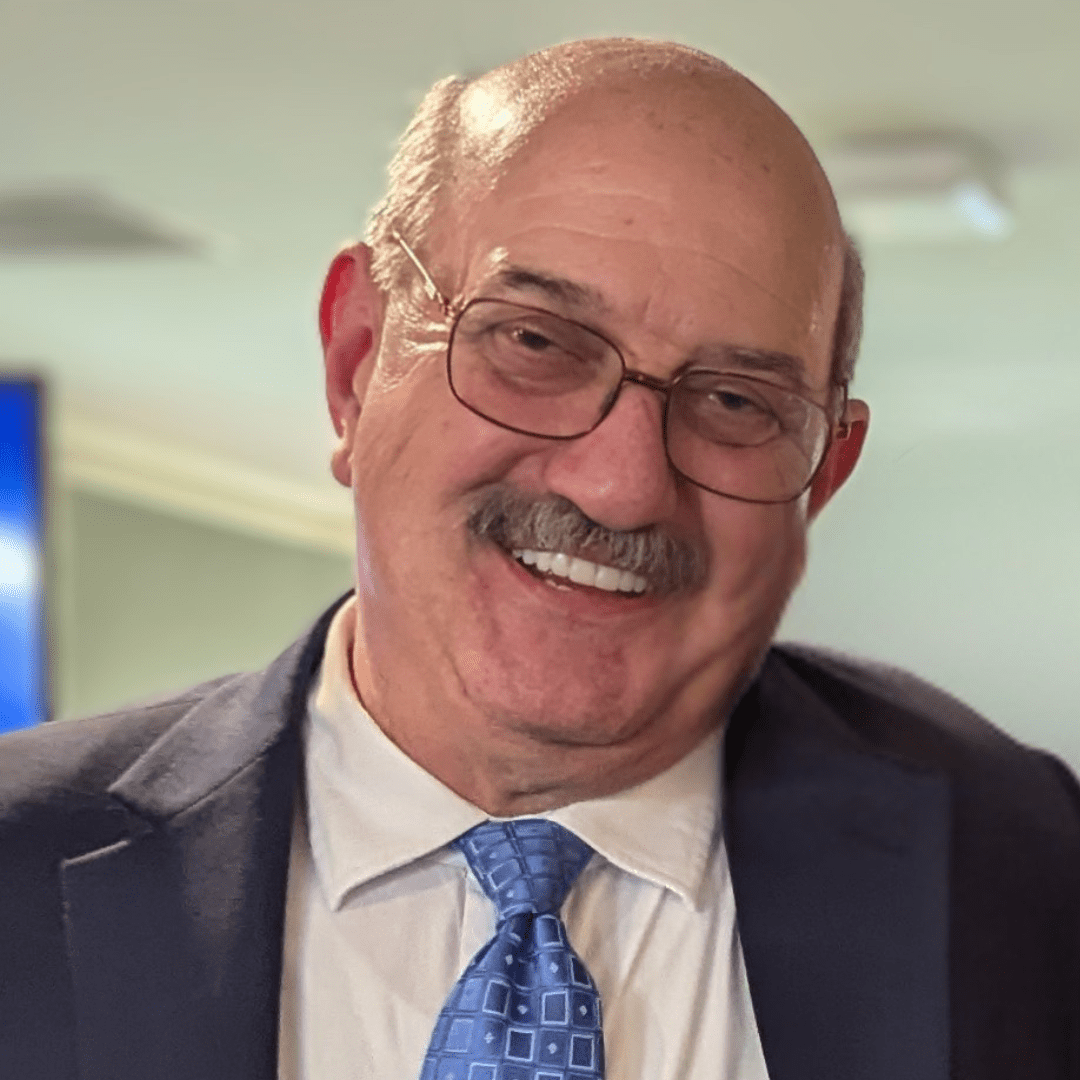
0;378;47;733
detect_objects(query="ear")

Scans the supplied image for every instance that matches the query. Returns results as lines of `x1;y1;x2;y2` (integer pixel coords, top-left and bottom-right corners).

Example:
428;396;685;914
806;398;870;520
320;243;383;488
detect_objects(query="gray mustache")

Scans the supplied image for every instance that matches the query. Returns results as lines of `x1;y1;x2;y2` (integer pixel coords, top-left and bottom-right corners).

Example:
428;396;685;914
466;486;707;595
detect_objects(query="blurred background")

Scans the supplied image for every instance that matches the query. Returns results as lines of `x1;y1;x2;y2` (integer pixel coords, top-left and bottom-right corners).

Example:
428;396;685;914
1;1;1077;764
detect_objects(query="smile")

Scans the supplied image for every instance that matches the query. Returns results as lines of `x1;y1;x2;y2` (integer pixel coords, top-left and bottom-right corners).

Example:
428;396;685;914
511;548;648;594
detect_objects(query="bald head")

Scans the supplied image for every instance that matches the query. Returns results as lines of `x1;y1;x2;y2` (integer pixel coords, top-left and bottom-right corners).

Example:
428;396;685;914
366;38;863;385
455;40;753;177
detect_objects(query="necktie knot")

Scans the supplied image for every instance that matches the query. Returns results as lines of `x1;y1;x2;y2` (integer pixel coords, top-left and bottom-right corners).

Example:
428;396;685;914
455;818;593;918
423;818;605;1078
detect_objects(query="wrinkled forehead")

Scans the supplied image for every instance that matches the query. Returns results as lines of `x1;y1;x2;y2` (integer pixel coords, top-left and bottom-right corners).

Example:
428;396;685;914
457;67;838;224
437;73;845;365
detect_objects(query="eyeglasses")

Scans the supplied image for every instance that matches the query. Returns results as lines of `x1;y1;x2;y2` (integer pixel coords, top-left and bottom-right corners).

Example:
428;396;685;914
392;230;850;504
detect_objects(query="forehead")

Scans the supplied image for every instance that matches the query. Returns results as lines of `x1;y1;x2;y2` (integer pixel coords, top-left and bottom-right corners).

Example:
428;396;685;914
444;77;844;379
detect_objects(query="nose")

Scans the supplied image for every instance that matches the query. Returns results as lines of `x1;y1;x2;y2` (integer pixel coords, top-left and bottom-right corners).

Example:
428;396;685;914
539;382;679;531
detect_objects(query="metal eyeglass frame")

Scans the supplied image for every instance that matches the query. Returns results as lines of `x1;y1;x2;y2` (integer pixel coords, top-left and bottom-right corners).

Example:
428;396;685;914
390;228;851;505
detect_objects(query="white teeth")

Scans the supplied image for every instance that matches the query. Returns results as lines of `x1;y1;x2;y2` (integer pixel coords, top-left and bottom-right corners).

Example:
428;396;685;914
550;552;571;577
568;557;597;586
593;565;622;592
512;548;648;595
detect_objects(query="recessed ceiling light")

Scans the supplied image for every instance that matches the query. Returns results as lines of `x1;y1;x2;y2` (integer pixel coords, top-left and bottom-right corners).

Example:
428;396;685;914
820;132;1013;242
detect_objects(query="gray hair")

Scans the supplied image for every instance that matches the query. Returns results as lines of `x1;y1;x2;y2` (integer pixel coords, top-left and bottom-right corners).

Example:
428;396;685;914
365;47;864;389
366;74;468;296
466;484;707;595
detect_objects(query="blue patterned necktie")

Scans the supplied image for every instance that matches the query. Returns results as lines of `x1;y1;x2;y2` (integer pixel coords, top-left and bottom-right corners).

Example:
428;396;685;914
420;818;605;1080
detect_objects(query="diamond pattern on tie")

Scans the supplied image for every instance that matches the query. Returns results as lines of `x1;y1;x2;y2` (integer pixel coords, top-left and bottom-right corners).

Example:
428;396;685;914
420;819;605;1080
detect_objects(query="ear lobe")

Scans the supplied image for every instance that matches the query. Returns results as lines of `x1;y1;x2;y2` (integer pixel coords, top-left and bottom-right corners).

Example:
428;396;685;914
320;244;382;485
806;399;870;520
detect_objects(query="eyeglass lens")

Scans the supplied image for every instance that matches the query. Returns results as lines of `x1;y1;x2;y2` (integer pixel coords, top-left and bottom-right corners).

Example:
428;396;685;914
447;299;831;503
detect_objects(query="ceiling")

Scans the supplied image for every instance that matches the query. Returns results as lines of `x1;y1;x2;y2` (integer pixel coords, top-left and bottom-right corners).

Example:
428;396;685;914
2;0;1078;757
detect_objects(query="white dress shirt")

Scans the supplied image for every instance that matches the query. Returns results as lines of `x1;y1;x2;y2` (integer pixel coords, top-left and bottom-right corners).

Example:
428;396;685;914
278;597;770;1079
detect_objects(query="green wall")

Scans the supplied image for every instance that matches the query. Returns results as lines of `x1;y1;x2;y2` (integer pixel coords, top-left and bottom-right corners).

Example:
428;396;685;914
54;490;354;720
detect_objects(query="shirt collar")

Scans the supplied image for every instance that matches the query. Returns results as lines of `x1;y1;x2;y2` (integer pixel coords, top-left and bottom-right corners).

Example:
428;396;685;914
547;728;723;910
305;597;723;912
304;598;486;910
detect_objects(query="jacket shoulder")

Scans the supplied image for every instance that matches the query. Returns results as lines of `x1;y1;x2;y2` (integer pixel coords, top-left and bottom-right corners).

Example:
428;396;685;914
770;642;1080;826
0;675;240;814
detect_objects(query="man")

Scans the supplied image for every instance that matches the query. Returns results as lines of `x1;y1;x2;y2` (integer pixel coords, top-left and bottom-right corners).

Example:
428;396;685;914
2;37;1078;1080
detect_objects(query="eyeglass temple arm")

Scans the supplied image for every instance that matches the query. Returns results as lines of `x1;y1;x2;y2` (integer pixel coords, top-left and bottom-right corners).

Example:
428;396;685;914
391;229;453;317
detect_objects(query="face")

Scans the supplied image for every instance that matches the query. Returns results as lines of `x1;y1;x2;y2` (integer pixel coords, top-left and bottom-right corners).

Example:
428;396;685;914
325;78;866;788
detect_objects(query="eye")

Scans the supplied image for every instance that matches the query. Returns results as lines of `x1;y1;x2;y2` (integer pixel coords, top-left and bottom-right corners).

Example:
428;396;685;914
674;373;788;446
488;315;609;374
507;326;560;354
699;381;777;421
452;300;616;395
709;388;767;414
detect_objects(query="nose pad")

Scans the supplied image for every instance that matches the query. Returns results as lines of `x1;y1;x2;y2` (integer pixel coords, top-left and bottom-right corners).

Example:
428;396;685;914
595;380;625;424
592;369;670;437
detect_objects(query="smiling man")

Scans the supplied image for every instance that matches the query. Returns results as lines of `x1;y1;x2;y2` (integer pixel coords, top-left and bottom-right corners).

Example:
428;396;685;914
2;38;1079;1080
323;50;867;819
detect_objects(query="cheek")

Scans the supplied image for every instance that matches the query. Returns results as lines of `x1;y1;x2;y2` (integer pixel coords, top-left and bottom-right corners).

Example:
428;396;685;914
701;500;808;616
348;367;540;583
348;376;449;589
352;346;467;494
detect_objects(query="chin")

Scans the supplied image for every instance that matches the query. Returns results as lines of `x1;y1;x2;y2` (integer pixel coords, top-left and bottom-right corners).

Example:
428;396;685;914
514;699;652;747
456;641;639;740
492;703;653;753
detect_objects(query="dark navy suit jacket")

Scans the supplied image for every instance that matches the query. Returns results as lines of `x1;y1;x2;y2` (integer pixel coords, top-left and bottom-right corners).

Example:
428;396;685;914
2;594;1079;1079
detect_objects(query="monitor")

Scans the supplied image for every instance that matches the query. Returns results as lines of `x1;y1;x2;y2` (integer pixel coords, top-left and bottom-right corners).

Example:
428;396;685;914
0;376;48;733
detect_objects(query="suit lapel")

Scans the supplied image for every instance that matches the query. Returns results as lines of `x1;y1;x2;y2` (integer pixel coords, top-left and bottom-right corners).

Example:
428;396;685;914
725;650;951;1080
59;598;344;1080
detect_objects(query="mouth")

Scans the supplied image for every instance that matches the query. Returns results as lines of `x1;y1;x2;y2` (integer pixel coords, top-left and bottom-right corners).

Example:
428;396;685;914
510;547;649;595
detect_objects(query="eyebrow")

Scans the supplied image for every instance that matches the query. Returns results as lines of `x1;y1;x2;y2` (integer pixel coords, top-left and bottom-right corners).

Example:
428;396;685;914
691;345;811;392
488;266;611;312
